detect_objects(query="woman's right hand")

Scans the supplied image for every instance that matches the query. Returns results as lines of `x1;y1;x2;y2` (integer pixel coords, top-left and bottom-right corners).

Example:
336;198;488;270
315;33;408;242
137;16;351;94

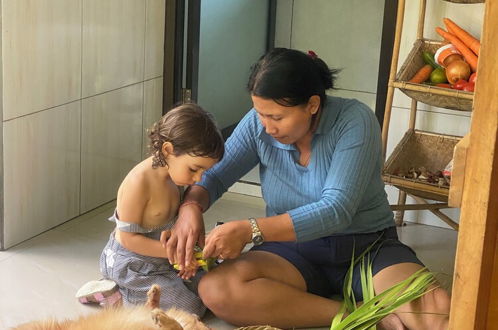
162;203;205;279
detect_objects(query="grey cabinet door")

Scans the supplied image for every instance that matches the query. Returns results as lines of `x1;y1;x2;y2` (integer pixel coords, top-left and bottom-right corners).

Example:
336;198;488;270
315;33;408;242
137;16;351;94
197;0;269;129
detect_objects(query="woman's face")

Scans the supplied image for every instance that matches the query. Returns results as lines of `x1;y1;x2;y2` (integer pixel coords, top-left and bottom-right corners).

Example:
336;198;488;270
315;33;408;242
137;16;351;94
252;95;320;145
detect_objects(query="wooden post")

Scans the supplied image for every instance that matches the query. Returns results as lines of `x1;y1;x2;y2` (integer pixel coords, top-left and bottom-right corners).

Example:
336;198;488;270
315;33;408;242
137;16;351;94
449;1;498;329
393;190;407;226
487;241;498;326
416;0;426;39
381;0;405;158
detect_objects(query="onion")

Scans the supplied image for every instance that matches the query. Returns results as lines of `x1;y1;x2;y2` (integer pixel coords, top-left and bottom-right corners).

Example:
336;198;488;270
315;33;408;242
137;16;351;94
443;54;463;67
446;60;471;84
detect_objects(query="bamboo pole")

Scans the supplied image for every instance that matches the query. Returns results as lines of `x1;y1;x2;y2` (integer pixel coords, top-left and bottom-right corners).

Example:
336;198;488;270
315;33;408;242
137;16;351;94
408;195;459;230
408;100;417;130
383;177;450;201
416;0;427;40
392;81;474;100
393;190;407;226
381;0;405;159
400;102;418;225
391;203;449;211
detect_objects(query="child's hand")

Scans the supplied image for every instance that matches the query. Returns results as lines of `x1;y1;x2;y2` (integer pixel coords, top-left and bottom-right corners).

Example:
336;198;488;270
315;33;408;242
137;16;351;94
173;250;216;280
160;230;171;248
166;204;205;274
173;258;199;280
174;254;199;280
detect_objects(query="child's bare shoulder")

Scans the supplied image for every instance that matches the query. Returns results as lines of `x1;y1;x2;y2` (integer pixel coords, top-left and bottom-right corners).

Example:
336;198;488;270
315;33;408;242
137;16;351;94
124;158;154;184
117;158;154;200
115;160;155;225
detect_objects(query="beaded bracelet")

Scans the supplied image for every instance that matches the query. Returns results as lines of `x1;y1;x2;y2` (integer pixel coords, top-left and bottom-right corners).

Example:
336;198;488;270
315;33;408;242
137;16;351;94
180;200;204;213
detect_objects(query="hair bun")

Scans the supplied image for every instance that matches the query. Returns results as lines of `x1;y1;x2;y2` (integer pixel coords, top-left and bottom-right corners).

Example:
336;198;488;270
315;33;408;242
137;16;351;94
307;50;318;59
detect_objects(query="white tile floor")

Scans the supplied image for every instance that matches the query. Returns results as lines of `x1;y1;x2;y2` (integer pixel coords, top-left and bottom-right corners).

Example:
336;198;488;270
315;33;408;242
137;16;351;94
0;192;457;329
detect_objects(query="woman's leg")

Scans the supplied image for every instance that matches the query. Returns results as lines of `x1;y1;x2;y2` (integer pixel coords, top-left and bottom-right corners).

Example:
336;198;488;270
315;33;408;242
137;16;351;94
198;250;343;328
373;262;450;330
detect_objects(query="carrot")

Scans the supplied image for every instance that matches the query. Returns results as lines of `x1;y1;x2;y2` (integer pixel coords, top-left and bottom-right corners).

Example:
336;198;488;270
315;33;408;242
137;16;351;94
408;64;433;84
436;27;478;72
443;18;480;56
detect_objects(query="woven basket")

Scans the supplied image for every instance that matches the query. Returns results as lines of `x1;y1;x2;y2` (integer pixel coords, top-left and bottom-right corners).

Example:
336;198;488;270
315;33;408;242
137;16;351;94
442;0;484;3
394;39;474;112
383;130;462;202
235;326;282;330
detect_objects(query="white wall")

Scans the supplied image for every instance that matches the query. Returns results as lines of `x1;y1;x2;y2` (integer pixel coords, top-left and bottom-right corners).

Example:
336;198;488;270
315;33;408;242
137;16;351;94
275;0;384;110
1;0;165;249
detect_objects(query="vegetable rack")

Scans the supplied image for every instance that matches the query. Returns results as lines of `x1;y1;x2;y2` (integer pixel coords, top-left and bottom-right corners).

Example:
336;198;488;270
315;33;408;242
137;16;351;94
395;39;473;111
381;0;483;230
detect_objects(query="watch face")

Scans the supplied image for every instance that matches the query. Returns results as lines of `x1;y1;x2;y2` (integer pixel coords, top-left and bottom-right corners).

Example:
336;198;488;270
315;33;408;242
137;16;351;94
252;235;264;246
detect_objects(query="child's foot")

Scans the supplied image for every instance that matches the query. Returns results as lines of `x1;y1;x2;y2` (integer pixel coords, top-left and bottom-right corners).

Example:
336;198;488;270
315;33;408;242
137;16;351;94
146;284;161;309
75;279;122;307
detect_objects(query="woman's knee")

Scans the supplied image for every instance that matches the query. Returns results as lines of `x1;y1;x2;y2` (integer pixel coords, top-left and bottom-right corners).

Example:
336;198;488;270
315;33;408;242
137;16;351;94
373;263;450;329
413;287;450;330
418;286;450;315
198;270;238;314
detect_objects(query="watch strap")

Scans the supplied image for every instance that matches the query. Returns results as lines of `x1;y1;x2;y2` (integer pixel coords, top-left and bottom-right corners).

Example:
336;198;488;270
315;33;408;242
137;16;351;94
249;217;264;245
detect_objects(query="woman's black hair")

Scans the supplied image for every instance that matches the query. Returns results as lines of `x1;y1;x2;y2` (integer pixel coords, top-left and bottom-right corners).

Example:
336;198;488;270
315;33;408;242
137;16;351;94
247;48;340;107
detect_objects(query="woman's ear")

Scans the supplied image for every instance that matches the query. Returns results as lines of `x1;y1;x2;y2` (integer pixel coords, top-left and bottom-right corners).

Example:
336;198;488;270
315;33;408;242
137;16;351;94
308;95;321;115
161;142;174;156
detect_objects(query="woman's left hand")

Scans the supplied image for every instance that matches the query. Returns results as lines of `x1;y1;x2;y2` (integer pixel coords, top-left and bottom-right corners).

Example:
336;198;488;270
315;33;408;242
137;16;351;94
203;220;252;260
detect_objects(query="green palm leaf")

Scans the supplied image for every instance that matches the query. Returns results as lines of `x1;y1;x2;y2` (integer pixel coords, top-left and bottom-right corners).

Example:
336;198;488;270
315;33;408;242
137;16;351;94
330;239;442;330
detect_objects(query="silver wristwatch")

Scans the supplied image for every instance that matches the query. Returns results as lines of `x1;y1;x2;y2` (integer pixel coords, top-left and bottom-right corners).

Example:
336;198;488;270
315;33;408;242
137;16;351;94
249;217;264;246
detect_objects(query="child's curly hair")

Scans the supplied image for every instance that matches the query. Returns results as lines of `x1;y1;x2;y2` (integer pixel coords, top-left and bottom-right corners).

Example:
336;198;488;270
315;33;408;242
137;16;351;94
148;103;224;168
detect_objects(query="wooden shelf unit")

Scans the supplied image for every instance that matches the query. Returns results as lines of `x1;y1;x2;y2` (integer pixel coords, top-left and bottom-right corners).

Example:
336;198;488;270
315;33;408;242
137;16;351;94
381;0;483;230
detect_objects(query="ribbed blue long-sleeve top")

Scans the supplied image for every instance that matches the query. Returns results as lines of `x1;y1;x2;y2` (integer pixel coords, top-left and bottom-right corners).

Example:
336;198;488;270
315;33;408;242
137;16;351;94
198;96;395;242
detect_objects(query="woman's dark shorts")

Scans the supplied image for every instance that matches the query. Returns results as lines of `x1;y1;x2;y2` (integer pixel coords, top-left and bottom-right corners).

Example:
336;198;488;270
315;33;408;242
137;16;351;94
250;226;423;301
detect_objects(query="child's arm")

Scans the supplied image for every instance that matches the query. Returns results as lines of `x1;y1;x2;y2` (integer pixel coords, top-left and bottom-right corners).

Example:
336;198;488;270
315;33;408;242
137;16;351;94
117;230;169;258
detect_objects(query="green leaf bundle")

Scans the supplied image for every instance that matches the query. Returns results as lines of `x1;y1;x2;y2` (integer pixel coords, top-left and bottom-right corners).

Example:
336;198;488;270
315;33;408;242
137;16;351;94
330;241;438;330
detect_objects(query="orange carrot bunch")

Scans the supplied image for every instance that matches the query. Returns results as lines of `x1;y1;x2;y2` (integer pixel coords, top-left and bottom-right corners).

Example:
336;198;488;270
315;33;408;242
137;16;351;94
435;18;480;72
444;18;480;56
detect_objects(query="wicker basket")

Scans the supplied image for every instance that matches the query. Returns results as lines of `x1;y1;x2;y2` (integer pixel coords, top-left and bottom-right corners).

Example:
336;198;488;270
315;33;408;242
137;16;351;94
394;39;474;111
235;327;282;330
383;130;462;202
442;0;484;3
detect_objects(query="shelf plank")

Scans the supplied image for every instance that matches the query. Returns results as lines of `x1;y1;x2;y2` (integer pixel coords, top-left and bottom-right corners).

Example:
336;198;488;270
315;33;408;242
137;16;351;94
392;81;474;101
448;133;470;207
390;203;449;211
449;0;498;328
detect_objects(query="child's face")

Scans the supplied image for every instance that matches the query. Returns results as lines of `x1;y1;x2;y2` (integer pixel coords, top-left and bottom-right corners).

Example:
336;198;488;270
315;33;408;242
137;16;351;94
166;154;218;186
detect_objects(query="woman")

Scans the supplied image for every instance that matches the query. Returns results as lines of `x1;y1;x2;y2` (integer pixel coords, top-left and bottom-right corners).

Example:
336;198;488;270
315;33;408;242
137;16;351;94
166;48;450;329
